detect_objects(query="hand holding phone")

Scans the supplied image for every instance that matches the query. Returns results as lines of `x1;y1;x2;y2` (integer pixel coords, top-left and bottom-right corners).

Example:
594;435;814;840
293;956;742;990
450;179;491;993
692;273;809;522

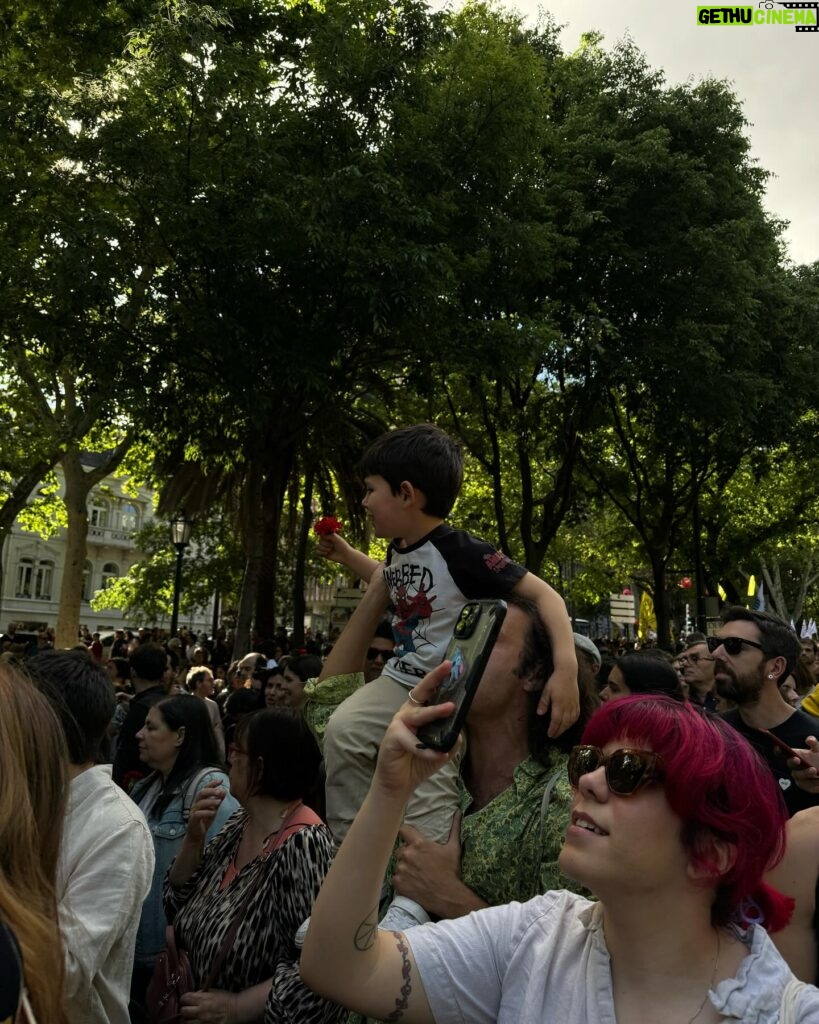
415;600;507;752
757;729;809;769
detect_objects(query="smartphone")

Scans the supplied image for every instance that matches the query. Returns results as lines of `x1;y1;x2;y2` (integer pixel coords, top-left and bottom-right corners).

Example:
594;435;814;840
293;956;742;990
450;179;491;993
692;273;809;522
757;729;808;768
415;599;507;752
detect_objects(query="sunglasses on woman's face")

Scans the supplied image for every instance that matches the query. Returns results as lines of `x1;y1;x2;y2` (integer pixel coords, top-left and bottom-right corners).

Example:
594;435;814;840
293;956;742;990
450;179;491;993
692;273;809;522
705;635;764;656
568;745;664;795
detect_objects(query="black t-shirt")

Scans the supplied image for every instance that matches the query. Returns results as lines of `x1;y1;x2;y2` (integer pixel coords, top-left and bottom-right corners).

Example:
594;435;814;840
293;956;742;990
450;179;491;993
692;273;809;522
0;919;22;1023
721;707;819;816
112;685;167;790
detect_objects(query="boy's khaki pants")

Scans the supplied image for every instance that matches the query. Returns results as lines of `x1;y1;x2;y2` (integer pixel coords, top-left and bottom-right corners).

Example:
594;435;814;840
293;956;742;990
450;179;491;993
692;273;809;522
323;674;462;845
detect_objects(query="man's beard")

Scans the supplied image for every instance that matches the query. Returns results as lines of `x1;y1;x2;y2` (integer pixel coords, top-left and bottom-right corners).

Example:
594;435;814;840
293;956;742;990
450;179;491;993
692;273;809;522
714;662;765;705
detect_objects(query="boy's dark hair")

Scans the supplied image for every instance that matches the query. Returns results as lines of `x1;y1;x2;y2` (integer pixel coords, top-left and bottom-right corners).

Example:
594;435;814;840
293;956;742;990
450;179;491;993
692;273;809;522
237;708;322;800
27;649;116;765
130;642;167;682
358;423;464;519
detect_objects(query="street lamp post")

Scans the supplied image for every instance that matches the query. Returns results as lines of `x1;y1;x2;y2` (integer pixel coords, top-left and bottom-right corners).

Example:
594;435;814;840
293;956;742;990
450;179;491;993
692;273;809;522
169;512;193;638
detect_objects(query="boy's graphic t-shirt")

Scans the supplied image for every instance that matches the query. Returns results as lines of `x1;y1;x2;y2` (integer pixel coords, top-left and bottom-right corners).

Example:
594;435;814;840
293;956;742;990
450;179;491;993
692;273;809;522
381;524;527;689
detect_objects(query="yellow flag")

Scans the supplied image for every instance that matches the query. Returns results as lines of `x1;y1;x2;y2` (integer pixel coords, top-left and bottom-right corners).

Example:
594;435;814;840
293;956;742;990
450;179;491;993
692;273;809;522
718;583;727;601
638;590;657;640
747;575;756;598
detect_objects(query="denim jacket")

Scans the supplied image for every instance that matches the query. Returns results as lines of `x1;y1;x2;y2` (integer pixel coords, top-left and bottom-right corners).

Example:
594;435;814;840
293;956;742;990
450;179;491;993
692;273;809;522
131;767;239;965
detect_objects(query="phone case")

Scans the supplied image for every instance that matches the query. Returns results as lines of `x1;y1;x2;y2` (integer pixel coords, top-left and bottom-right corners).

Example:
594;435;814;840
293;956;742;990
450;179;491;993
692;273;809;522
415;599;507;752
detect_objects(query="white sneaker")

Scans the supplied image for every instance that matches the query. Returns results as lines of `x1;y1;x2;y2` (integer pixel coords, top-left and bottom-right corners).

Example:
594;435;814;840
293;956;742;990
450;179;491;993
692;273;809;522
378;896;430;932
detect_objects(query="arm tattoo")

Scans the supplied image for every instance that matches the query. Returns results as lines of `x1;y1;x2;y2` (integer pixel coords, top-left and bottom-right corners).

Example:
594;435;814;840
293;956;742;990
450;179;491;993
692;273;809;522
385;930;412;1022
354;905;379;951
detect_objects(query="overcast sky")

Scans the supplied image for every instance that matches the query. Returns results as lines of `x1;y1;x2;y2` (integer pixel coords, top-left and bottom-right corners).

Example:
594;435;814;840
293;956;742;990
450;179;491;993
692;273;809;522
429;0;819;266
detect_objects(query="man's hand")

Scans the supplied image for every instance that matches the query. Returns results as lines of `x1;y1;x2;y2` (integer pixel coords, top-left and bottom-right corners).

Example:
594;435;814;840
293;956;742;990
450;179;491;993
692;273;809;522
393;812;463;916
180;989;238;1023
791;736;819;793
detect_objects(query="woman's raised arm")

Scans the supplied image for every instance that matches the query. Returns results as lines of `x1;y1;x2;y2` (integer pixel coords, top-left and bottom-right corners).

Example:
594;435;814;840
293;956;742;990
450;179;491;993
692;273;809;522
300;663;457;1022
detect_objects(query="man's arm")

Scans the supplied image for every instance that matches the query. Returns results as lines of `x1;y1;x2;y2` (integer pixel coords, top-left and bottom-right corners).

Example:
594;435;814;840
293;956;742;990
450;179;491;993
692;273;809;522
512;572;579;737
318;568;390;681
60;814;153;999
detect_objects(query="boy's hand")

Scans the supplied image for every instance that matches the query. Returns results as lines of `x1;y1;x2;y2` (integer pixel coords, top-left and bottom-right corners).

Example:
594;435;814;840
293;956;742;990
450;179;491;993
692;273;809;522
317;532;353;564
536;666;580;737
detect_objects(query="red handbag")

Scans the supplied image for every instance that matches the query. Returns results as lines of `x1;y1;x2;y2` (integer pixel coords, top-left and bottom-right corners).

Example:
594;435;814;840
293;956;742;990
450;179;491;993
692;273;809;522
145;925;194;1024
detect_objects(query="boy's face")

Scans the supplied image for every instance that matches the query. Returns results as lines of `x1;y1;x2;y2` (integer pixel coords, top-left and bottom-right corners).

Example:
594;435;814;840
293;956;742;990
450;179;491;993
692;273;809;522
362;475;406;539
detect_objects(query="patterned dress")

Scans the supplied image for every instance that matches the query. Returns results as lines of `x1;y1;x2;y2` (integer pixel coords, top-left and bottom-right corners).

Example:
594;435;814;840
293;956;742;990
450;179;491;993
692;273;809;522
164;810;345;1024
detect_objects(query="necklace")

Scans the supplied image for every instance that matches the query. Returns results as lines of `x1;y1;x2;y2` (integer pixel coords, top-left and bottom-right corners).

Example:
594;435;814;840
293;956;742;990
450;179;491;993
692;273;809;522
686;930;721;1024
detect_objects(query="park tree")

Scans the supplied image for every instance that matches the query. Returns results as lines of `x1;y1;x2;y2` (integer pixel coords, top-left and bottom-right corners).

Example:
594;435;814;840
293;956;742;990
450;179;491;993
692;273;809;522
557;40;812;646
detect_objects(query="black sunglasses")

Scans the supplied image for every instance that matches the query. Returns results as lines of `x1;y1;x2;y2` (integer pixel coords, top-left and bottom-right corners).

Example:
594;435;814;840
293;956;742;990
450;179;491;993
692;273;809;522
568;745;664;795
366;647;392;661
706;635;765;656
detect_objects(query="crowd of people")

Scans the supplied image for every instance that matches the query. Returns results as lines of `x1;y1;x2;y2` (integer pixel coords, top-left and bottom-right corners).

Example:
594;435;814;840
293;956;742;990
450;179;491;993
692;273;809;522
2;423;819;1023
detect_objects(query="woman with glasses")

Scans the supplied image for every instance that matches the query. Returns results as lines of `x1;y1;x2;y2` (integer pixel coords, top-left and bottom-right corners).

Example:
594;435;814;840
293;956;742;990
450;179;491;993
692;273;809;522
163;708;345;1023
129;695;239;1019
301;668;819;1022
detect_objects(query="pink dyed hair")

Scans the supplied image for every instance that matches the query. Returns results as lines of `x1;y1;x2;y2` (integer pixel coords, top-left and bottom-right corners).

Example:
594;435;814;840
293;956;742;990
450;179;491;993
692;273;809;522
582;696;793;931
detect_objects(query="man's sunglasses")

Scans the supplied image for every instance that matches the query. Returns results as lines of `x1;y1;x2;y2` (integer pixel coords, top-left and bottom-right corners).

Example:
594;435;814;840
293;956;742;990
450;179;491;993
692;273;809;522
568;745;664;795
705;635;764;656
366;647;392;661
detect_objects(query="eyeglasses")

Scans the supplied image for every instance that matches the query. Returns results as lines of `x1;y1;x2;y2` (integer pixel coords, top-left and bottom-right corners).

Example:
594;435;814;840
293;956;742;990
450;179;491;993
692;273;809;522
366;647;393;662
227;742;248;758
706;635;765;656
568;745;664;795
678;653;713;666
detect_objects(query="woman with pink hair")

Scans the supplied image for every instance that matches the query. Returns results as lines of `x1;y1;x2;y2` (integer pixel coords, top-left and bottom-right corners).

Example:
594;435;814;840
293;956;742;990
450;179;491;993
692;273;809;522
303;676;819;1022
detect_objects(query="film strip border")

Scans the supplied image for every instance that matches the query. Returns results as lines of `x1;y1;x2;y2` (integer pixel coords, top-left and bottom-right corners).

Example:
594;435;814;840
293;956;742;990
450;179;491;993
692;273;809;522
779;1;819;30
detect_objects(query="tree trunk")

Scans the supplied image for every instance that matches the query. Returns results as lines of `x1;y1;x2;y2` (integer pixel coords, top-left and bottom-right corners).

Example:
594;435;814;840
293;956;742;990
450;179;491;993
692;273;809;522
290;466;315;648
649;555;673;650
254;449;294;640
54;438;133;649
233;460;265;658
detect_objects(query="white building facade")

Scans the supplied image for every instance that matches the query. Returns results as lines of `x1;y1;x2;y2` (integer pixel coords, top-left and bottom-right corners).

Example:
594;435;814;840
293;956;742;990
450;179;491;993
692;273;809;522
1;468;212;634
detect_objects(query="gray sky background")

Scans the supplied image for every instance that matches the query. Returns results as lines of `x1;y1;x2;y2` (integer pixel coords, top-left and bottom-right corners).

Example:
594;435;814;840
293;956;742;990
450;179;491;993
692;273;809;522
429;0;819;266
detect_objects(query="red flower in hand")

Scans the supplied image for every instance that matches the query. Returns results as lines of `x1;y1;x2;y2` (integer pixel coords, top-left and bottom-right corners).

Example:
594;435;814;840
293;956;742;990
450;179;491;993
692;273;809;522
314;516;342;537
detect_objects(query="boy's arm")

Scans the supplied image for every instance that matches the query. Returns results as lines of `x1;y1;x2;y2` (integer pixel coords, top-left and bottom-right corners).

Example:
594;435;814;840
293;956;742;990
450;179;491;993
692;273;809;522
317;533;380;583
512;572;579;738
318;567;391;681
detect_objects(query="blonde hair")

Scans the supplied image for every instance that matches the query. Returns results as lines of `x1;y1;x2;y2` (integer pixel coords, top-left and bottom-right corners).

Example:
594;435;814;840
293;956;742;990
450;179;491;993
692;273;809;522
0;665;68;1023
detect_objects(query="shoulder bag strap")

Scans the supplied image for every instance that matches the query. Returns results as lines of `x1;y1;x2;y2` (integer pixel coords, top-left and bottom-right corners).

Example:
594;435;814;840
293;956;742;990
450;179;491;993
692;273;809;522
19;991;38;1024
539;763;567;846
182;767;218;821
201;804;323;990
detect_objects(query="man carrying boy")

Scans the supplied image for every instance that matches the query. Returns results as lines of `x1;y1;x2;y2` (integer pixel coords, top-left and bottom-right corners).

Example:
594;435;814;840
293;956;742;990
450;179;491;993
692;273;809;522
320;423;578;929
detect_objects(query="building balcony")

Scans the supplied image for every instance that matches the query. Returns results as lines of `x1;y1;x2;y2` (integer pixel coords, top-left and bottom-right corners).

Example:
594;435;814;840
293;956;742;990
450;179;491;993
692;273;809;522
87;525;137;549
